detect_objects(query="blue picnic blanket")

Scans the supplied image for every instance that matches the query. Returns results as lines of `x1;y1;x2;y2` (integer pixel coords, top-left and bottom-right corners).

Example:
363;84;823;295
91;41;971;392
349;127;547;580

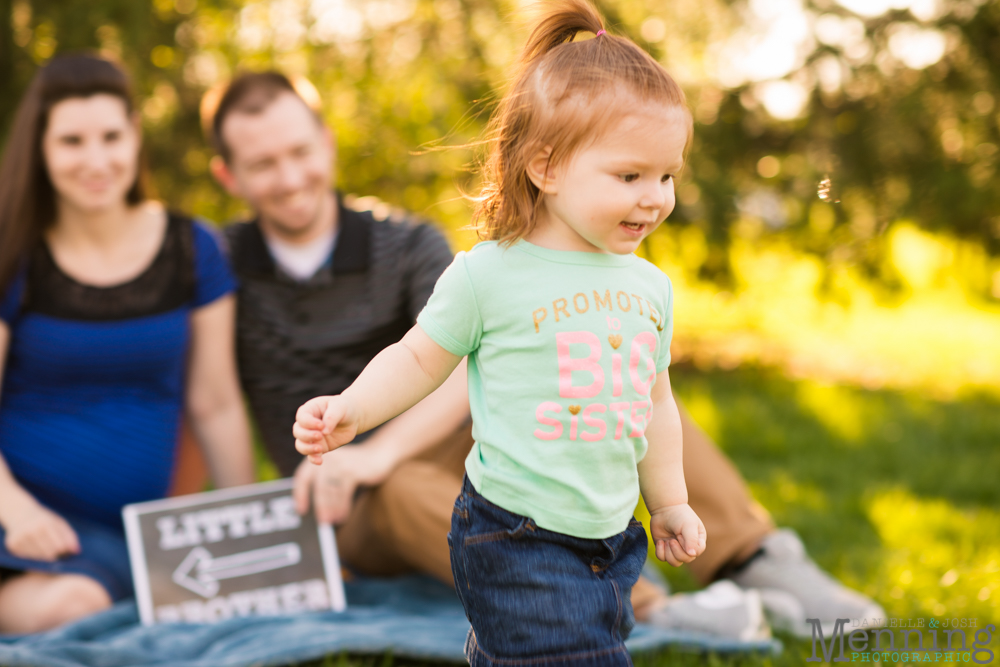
0;576;780;666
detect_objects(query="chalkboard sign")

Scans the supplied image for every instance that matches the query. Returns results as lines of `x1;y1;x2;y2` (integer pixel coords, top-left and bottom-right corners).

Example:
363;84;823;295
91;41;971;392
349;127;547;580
123;479;346;625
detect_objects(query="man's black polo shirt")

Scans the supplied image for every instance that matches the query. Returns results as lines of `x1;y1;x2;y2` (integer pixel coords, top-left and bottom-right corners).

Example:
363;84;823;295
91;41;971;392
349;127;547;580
224;195;453;475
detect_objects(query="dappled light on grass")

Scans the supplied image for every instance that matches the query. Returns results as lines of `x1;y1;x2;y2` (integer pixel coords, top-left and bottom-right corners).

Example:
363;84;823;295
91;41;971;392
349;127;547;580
676;386;722;442
749;471;829;517
666;368;1000;628
643;223;1000;399
794;381;868;445
868;489;1000;621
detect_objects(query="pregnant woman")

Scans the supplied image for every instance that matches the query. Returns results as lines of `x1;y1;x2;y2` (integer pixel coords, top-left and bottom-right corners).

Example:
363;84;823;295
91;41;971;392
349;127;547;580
0;54;255;634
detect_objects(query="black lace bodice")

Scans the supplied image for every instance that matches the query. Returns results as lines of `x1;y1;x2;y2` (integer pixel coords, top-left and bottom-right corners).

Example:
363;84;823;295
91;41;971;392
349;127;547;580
23;213;195;321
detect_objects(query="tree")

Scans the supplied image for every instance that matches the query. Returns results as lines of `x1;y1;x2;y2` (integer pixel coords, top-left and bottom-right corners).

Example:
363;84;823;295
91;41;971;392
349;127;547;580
3;0;997;292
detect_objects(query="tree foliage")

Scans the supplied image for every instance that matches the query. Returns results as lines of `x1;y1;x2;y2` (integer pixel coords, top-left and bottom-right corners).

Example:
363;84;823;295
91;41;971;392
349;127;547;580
2;0;998;290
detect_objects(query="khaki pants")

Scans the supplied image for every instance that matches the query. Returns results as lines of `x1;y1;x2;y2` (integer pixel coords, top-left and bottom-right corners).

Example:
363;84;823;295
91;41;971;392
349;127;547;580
335;398;775;609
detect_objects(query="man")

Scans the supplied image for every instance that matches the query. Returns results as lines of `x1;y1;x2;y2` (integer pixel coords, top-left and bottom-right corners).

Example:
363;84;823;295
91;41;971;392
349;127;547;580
207;71;883;639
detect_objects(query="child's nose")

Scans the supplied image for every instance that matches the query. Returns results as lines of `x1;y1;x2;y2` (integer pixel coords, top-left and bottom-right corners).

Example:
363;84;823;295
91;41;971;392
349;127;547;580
639;182;667;213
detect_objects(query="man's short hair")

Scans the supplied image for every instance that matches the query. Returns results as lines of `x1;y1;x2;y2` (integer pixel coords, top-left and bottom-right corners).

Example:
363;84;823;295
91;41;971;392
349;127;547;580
206;71;321;162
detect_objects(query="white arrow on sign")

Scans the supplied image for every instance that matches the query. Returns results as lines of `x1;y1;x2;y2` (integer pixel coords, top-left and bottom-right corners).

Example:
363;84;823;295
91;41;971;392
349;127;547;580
172;542;302;598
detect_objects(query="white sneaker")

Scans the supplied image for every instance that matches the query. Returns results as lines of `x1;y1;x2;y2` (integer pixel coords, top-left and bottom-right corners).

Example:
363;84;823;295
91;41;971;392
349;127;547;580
646;580;771;641
728;529;885;638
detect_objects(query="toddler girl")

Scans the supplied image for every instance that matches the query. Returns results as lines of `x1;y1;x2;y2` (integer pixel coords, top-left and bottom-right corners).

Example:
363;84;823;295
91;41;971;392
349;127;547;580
294;1;705;664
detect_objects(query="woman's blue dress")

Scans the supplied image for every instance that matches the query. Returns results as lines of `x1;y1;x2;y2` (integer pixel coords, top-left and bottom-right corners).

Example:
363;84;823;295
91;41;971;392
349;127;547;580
0;215;234;600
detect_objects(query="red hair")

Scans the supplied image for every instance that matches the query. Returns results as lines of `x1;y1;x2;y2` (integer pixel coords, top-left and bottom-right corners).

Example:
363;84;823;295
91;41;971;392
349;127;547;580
474;0;691;244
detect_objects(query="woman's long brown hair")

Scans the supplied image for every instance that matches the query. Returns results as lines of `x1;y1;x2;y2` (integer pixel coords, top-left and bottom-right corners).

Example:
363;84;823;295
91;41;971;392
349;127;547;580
0;54;146;296
474;0;691;245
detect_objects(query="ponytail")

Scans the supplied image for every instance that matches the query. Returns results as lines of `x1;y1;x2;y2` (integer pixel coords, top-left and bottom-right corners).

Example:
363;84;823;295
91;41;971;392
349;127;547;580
518;0;606;67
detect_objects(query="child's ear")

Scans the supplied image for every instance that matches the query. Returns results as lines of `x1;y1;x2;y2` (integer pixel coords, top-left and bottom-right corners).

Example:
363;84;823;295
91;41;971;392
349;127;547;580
526;146;558;194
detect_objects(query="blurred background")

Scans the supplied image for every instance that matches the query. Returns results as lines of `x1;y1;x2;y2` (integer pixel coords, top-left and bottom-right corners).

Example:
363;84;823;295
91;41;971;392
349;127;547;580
1;0;997;650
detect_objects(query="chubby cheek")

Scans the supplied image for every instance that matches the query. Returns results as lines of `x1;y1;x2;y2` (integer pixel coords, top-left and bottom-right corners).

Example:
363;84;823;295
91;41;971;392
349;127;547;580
659;184;677;222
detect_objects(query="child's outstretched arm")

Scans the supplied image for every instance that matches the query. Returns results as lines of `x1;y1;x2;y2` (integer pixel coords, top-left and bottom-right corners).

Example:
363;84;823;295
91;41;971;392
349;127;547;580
638;368;707;567
294;324;462;464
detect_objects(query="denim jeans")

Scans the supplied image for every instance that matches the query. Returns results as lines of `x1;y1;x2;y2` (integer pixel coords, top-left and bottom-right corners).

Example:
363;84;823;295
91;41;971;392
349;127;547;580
449;476;647;667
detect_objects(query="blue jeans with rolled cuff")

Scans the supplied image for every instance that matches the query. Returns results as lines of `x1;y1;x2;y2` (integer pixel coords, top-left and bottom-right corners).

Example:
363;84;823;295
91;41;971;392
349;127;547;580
449;476;647;667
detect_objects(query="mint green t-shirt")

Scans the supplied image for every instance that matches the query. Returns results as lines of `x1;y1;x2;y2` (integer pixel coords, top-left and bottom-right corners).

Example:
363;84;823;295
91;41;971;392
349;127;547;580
416;240;674;539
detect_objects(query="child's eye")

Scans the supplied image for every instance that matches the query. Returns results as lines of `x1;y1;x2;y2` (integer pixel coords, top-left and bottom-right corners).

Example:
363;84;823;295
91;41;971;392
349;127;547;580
620;173;639;183
661;174;673;183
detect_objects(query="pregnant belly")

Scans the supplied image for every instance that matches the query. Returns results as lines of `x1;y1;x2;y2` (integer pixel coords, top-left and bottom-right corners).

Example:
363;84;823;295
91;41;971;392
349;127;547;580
0;398;179;530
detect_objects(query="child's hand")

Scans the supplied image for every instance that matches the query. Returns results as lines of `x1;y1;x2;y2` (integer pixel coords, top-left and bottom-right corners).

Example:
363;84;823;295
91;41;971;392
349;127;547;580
648;503;706;567
293;395;361;465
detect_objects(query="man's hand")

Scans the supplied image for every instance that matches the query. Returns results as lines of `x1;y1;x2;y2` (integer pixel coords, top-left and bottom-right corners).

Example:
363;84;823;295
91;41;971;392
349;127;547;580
1;497;80;562
293;395;361;464
649;503;706;567
291;445;396;525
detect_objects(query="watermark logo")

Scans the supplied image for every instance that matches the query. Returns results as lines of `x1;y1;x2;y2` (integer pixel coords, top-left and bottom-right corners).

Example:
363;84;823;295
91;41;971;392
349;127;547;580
806;618;996;665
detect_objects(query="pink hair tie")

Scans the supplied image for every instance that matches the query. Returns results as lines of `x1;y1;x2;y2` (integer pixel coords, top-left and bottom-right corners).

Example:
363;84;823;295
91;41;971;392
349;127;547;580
596;29;606;37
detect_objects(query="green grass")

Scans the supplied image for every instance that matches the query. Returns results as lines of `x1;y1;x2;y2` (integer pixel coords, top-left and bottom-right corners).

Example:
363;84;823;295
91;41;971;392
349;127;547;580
667;365;999;617
294;645;821;667
290;364;1000;666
